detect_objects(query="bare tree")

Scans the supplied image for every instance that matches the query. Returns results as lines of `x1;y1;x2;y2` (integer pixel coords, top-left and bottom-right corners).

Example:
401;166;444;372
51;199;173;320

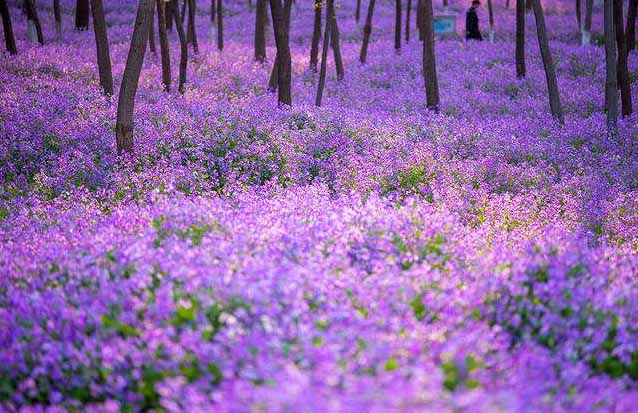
417;0;424;41
24;0;44;44
583;0;593;45
255;0;267;62
516;0;525;78
531;0;563;123
53;0;62;40
487;0;494;41
90;0;113;95
269;0;293;105
576;0;581;33
149;0;157;54
421;0;439;111
405;0;411;42
360;0;376;63
329;0;343;79
0;0;17;55
310;0;321;71
157;0;171;91
355;0;361;22
604;0;618;137
395;0;401;52
209;0;215;42
316;0;332;106
627;0;637;51
173;0;188;93
614;0;632;116
115;0;153;154
76;0;90;30
188;0;199;53
217;0;223;50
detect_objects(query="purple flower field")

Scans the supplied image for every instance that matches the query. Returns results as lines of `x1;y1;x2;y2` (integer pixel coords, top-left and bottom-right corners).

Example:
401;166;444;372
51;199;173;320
1;0;638;411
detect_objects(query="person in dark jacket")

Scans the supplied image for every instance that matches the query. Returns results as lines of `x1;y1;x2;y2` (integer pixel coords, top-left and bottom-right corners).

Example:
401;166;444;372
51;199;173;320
466;0;483;40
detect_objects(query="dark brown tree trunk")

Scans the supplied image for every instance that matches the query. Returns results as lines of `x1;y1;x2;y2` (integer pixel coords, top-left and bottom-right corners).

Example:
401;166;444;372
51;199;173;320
90;0;113;95
24;0;44;44
76;0;89;30
167;0;174;30
604;0;618;136
255;0;267;62
576;0;582;32
627;0;637;51
316;0;332;106
395;0;401;52
53;0;62;40
116;0;153;154
329;0;343;80
526;0;532;11
188;0;198;53
268;0;291;92
217;0;223;50
157;0;171;91
532;0;563;123
149;0;157;54
269;0;292;105
506;0;510;9
487;0;494;41
181;0;187;25
209;0;214;42
406;0;411;42
310;0;321;71
516;0;525;78
421;0;439;111
417;0;424;40
355;0;361;22
360;0;376;63
583;0;593;44
614;0;632;116
0;0;17;55
173;0;188;93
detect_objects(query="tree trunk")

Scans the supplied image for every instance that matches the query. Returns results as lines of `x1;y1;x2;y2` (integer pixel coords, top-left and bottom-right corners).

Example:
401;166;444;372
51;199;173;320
443;0;448;12
255;0;267;62
269;0;292;105
173;0;188;93
360;0;376;63
526;0;532;11
157;0;171;92
329;0;343;79
516;0;526;78
417;0;424;41
614;0;632;116
355;0;361;22
167;0;174;30
53;0;62;40
181;0;187;25
76;0;89;30
395;0;401;52
116;0;153;154
604;0;618;136
268;0;291;92
487;0;494;41
90;0;114;95
24;0;44;44
406;0;411;42
532;0;563;123
217;0;223;50
576;0;582;32
316;0;332;106
0;0;17;55
149;0;157;54
506;0;510;9
310;0;321;71
421;0;439;111
188;0;199;53
583;0;593;45
627;0;637;51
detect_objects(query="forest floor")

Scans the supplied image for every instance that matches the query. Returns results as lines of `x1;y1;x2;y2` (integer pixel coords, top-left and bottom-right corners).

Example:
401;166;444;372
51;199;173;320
2;0;638;412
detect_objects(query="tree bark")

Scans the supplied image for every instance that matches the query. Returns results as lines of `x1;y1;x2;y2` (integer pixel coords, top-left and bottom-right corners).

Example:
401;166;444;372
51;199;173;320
443;0;448;12
406;0;411;42
614;0;632;116
395;0;401;52
316;0;332;106
355;0;361;22
255;0;267;62
421;0;439;111
76;0;90;30
329;0;343;80
576;0;581;32
583;0;593;45
487;0;494;41
188;0;199;53
173;0;188;93
604;0;618;136
0;0;17;55
310;0;321;71
360;0;376;63
149;0;157;54
53;0;62;40
116;0;153;154
516;0;525;78
269;0;292;105
90;0;114;95
627;0;637;51
210;0;215;42
532;0;563;123
167;0;174;30
157;0;171;92
217;0;223;50
24;0;44;44
417;0;424;41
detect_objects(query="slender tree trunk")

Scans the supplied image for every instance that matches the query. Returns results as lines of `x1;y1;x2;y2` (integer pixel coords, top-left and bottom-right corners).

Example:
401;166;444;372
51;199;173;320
506;0;510;9
395;0;401;52
360;0;376;63
116;0;153;154
614;0;632;116
24;0;44;44
181;0;187;25
167;0;174;30
355;0;361;22
406;0;411;42
526;0;532;11
329;0;343;79
173;0;188;93
149;0;157;54
90;0;114;95
310;0;321;71
417;0;424;40
53;0;62;40
188;0;198;53
516;0;526;78
255;0;267;62
604;0;618;136
532;0;563;123
576;0;582;32
627;0;637;51
76;0;89;30
583;0;593;45
157;0;171;92
487;0;494;41
269;0;292;105
209;0;214;42
217;0;223;50
316;0;332;106
268;0;291;93
421;0;439;111
442;0;448;12
0;0;17;55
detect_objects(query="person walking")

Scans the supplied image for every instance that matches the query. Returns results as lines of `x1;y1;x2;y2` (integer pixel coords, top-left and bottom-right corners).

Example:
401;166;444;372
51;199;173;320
466;0;483;40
